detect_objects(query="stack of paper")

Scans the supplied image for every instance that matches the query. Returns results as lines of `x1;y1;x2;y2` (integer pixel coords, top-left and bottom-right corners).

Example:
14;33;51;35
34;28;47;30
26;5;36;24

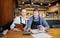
3;29;8;35
31;33;52;38
31;29;52;38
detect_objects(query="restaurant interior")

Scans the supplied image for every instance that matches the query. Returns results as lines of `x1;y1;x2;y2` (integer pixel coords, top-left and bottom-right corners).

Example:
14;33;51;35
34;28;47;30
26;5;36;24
0;0;60;38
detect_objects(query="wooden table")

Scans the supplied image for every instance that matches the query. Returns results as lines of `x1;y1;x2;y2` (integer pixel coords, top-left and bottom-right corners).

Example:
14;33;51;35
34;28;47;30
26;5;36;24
47;28;60;38
2;28;60;38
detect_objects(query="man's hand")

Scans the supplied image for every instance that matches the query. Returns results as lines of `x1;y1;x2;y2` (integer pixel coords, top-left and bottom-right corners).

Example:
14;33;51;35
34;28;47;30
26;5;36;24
40;26;45;31
24;28;31;32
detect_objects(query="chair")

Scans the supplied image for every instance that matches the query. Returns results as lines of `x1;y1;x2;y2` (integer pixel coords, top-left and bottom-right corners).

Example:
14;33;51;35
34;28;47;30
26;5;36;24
0;27;3;37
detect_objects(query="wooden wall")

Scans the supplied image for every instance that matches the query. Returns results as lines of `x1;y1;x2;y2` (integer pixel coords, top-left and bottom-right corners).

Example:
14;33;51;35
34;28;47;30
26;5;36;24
0;0;16;26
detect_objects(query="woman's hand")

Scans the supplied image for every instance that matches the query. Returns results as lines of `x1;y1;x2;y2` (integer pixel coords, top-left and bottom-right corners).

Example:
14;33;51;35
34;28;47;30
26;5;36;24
13;28;21;31
24;28;27;31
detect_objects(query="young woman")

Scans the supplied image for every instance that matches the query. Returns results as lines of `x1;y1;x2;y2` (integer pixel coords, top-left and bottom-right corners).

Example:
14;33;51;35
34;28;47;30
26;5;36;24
10;8;27;31
25;9;49;31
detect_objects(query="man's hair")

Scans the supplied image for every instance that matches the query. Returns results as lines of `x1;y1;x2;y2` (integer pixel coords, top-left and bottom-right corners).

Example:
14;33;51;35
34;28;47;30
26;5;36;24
33;9;39;13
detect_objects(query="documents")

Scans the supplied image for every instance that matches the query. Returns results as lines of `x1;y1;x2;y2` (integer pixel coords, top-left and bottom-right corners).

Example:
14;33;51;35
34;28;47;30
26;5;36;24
31;29;52;38
31;29;45;34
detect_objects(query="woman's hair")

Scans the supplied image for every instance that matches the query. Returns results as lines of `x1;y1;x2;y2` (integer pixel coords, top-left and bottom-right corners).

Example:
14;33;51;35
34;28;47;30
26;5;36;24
20;8;26;12
19;8;26;15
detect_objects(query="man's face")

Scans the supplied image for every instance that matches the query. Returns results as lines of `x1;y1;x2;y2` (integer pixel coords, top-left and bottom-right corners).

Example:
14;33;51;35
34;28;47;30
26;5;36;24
21;9;26;16
33;11;39;17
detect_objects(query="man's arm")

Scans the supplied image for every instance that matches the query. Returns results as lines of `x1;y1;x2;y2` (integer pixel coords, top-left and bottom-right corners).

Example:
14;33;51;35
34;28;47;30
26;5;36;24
41;16;50;30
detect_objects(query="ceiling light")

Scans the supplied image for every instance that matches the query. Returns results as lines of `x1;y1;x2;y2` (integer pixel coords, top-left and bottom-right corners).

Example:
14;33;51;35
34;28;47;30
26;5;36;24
56;3;59;6
40;3;43;5
32;3;33;5
22;2;24;4
48;3;51;6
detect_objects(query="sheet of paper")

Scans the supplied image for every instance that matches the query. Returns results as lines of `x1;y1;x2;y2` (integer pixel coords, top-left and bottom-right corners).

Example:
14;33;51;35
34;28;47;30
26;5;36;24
31;33;52;38
31;29;45;34
3;29;8;35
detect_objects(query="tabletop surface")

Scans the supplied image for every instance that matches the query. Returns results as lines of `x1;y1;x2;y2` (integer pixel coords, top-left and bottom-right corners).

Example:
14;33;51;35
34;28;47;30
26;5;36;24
2;28;60;38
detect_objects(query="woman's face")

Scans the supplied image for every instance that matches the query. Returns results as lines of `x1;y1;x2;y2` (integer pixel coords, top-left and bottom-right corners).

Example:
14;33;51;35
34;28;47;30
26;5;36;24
21;9;26;16
33;11;39;18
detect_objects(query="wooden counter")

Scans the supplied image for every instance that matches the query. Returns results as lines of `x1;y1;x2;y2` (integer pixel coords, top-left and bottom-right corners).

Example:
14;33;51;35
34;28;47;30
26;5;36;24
45;18;60;20
2;28;60;38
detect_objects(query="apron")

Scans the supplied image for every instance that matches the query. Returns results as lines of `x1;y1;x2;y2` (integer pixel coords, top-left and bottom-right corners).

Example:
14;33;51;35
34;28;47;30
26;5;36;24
20;17;26;28
31;16;41;29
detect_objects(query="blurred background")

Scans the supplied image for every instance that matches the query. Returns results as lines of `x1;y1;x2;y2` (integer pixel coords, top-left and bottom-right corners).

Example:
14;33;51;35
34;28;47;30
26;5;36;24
0;0;60;28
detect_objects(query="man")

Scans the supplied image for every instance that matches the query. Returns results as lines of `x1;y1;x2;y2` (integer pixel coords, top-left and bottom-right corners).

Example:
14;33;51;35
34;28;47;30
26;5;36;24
25;9;49;31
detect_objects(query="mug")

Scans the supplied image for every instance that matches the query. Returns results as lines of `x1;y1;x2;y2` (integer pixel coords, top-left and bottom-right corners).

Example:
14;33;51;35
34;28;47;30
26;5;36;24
37;25;42;30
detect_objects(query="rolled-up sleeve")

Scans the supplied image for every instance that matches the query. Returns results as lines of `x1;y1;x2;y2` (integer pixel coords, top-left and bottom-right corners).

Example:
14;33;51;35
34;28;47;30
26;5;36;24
41;17;50;30
10;21;16;30
10;17;20;30
10;18;16;30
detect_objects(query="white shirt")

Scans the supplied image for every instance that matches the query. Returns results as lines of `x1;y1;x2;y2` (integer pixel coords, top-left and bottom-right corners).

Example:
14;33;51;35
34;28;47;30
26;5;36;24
10;16;27;30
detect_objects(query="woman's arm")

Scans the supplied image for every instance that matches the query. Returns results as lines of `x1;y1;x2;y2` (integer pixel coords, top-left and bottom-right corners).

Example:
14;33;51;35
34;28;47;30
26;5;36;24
10;17;20;30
